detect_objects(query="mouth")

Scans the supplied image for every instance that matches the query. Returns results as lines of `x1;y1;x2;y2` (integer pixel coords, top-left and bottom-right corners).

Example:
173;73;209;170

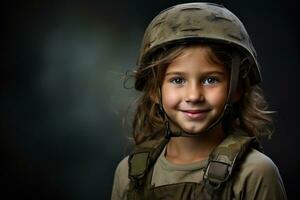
181;109;210;119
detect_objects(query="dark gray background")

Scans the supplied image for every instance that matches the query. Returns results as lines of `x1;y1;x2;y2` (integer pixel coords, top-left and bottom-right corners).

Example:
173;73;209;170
2;0;299;199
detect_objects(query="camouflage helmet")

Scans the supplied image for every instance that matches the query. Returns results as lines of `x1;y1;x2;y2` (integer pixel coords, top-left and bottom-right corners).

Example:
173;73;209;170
135;2;261;91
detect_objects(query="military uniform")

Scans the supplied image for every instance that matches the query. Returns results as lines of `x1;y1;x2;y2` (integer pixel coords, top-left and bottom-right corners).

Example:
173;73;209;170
111;132;287;199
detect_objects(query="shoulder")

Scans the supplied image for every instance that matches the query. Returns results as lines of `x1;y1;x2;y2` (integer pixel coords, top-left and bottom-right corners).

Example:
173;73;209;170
232;148;287;199
115;156;129;175
241;148;279;176
111;156;130;200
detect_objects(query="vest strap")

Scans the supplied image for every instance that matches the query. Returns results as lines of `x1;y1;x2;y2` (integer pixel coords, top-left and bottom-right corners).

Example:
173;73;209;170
128;137;170;186
203;132;257;189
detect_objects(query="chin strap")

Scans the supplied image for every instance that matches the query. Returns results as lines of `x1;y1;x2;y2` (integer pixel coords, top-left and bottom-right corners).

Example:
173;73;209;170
161;50;240;138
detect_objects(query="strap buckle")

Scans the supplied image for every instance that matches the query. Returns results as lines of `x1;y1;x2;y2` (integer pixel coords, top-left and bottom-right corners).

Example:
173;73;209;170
203;157;235;189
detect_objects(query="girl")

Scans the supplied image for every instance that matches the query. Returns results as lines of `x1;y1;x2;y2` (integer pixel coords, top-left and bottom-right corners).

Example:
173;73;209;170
112;2;287;200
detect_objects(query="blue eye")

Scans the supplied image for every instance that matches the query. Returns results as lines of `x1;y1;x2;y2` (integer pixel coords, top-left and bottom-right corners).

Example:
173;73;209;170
170;77;186;85
203;77;218;85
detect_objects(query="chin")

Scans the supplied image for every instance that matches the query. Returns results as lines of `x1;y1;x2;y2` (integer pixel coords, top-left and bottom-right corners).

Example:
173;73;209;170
181;125;207;134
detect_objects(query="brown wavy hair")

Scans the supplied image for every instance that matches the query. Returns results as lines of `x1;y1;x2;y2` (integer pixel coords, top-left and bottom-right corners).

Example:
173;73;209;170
130;43;274;145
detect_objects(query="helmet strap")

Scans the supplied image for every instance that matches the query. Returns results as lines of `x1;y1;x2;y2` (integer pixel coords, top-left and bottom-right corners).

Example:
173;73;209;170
228;51;240;103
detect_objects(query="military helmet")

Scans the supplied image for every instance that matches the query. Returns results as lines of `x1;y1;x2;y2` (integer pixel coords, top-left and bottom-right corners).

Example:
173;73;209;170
135;2;261;91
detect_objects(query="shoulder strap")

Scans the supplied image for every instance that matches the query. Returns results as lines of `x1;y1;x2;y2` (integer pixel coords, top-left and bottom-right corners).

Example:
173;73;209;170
128;137;169;186
203;133;260;189
127;138;169;200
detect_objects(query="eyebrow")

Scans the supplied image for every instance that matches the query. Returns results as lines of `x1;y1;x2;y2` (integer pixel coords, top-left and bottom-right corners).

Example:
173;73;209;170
165;71;226;76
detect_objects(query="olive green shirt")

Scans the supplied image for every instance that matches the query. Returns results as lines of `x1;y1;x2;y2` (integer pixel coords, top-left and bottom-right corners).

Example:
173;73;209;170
111;148;287;200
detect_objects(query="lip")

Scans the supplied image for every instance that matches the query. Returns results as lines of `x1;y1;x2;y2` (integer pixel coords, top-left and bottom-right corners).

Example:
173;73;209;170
181;109;210;119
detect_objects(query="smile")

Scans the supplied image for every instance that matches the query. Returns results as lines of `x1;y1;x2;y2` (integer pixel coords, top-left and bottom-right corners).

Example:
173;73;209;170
181;109;210;119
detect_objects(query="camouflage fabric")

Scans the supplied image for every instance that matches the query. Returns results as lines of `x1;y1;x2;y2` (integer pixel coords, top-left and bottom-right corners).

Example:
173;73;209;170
127;132;258;199
135;2;261;91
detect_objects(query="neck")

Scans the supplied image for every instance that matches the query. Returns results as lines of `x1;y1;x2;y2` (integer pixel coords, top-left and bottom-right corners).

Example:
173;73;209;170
165;124;225;164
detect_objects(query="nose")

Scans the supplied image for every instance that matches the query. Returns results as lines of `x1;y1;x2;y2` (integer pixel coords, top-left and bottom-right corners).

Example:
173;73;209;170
184;82;204;103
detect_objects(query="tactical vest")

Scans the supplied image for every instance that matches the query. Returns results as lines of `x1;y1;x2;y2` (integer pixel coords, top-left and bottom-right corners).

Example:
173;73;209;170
127;132;261;200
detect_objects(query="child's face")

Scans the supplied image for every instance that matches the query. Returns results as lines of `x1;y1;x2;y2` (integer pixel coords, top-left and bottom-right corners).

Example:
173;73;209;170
161;45;230;135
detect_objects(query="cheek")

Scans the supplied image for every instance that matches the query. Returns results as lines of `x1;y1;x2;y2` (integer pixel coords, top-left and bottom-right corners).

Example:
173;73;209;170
162;85;180;108
205;86;228;106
